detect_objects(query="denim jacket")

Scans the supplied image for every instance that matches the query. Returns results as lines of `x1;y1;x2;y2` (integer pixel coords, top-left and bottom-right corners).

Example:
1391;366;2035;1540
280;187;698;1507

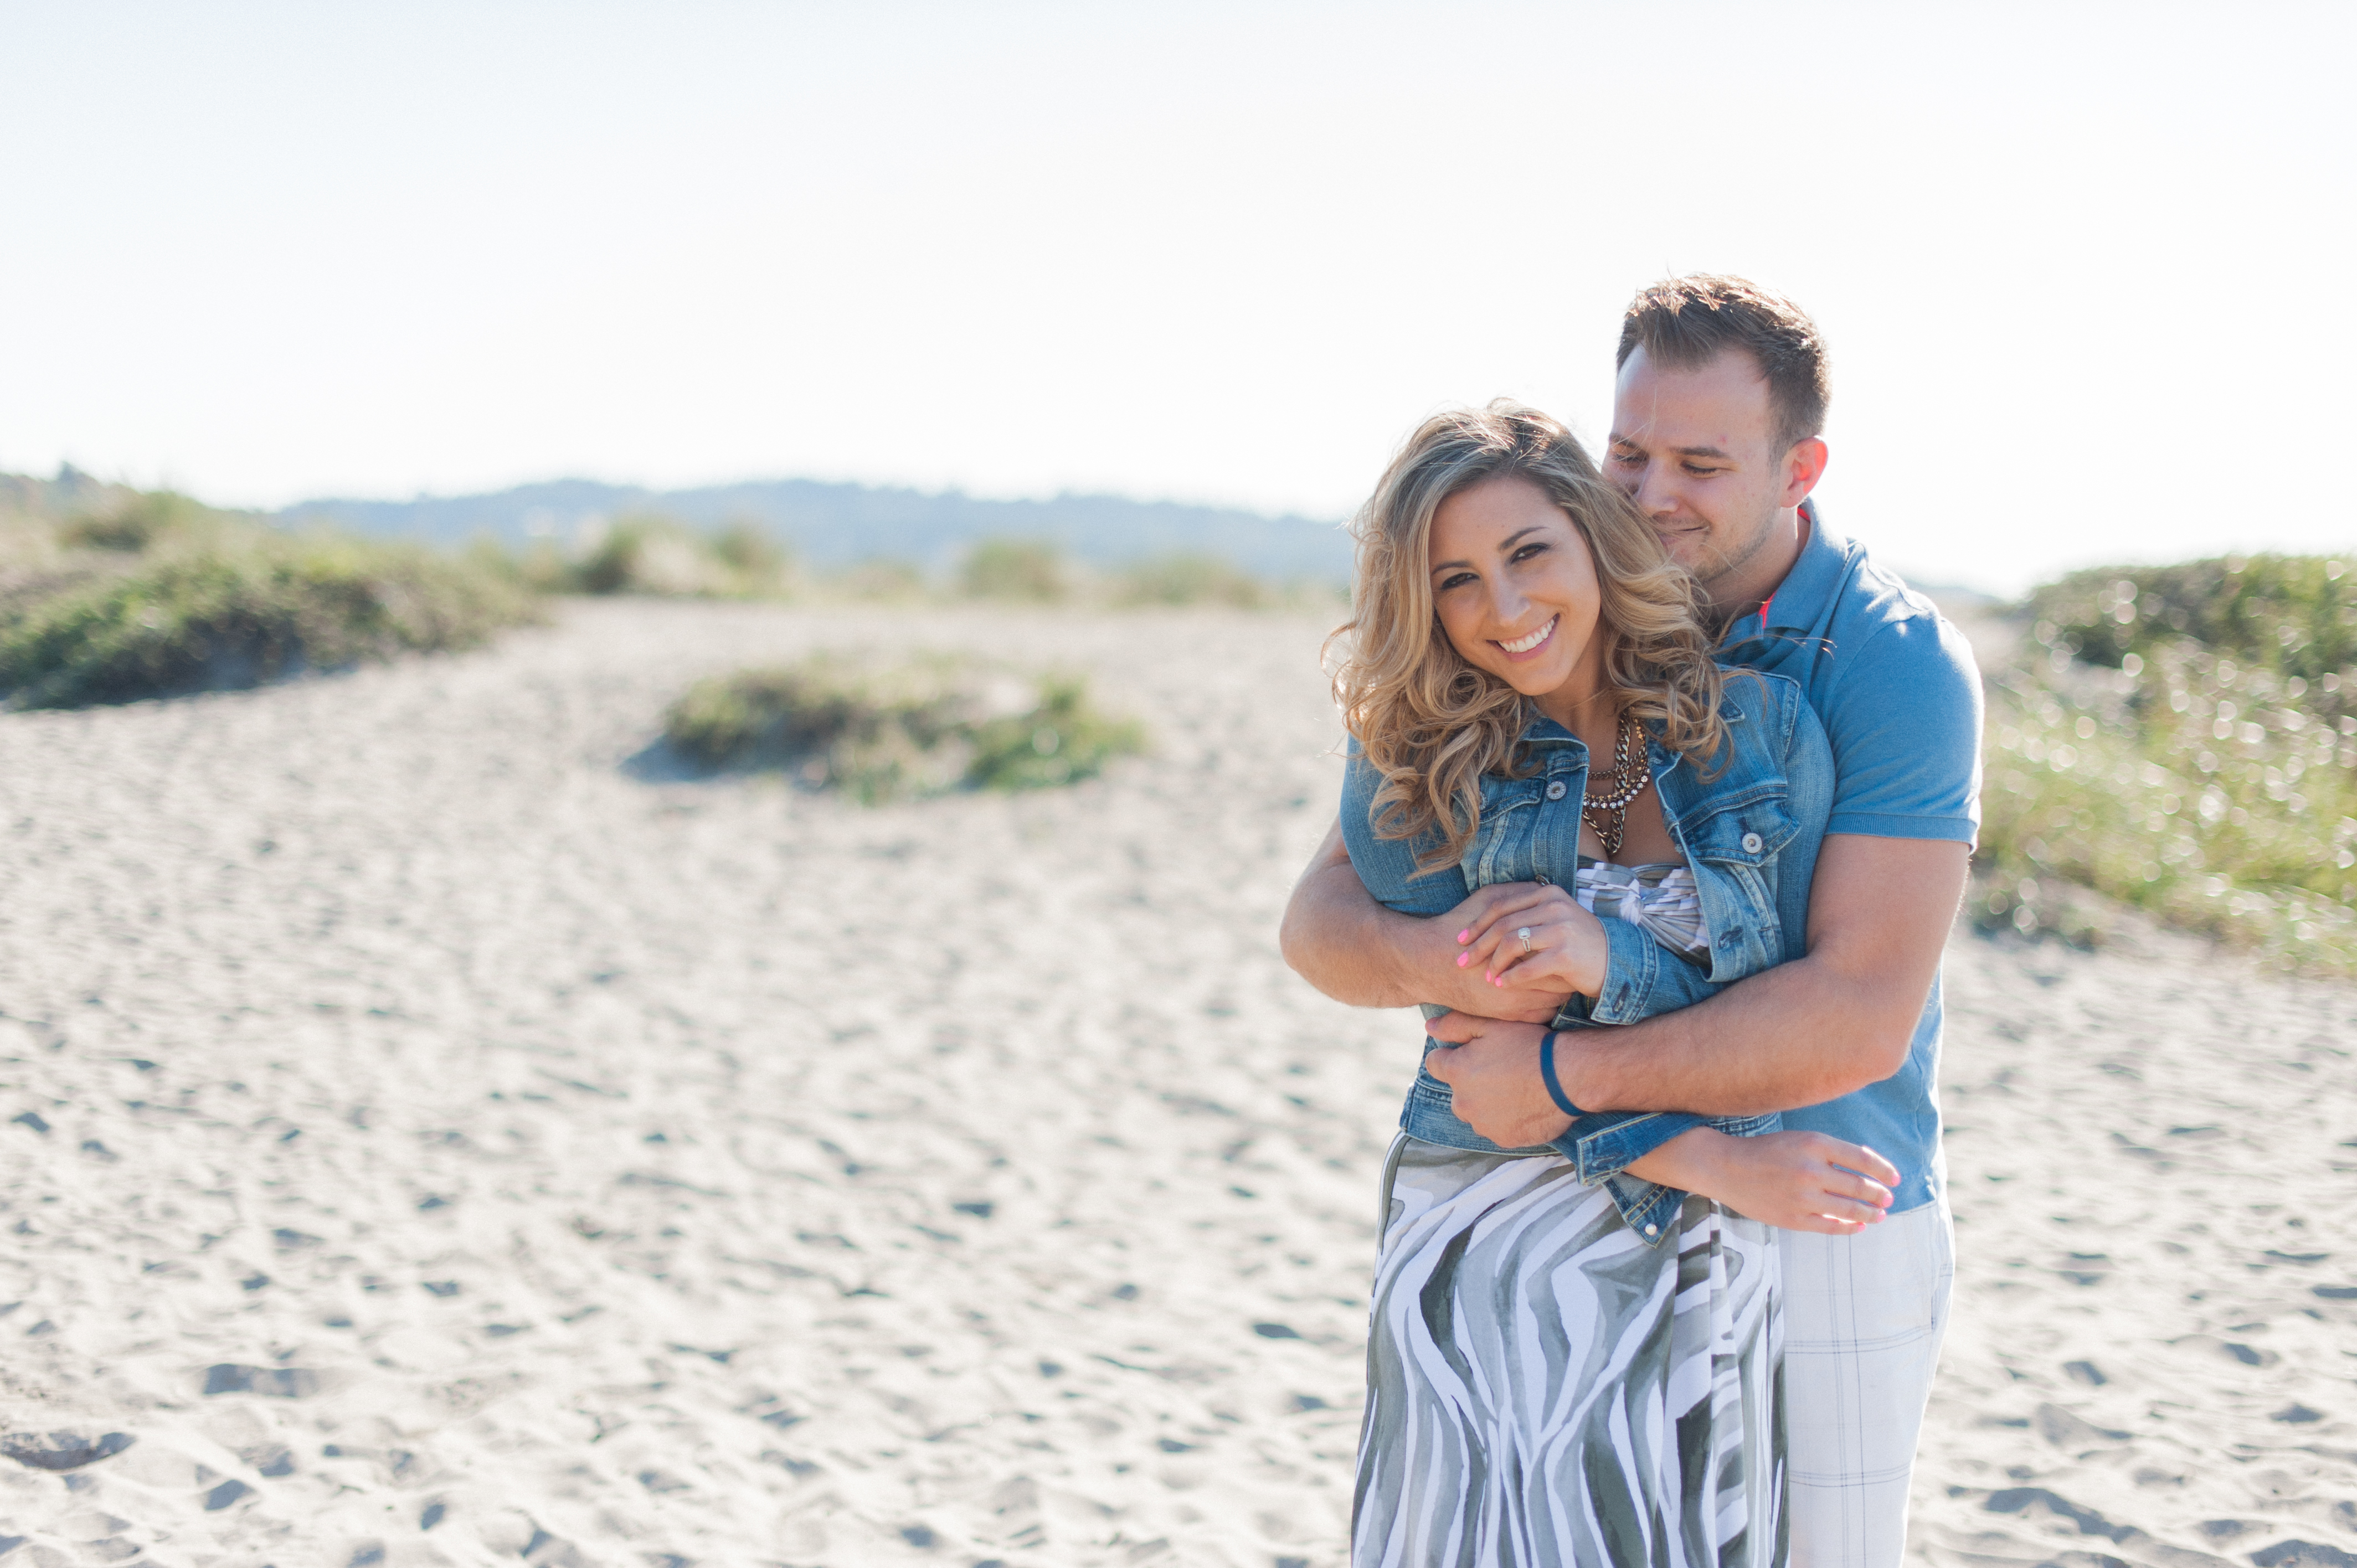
1340;667;1835;1244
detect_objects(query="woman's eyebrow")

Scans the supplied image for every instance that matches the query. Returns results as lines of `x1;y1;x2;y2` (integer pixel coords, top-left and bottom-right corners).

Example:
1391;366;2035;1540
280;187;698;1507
1431;524;1551;575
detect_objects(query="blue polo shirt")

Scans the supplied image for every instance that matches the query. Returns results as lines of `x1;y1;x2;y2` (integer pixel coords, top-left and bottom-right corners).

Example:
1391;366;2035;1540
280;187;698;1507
1717;499;1983;1213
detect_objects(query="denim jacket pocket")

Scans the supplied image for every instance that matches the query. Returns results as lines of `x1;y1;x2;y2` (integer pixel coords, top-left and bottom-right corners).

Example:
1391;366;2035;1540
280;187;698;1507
1457;778;1544;890
1677;778;1799;864
1674;785;1800;983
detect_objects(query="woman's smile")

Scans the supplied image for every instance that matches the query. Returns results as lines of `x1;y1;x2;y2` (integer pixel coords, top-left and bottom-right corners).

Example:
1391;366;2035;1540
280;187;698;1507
1494;615;1558;660
1423;473;1608;726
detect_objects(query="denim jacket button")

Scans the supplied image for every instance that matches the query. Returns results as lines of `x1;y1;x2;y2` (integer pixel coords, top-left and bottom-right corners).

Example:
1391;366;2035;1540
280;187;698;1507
1644;1223;1659;1236
1545;780;1568;801
1741;831;1764;854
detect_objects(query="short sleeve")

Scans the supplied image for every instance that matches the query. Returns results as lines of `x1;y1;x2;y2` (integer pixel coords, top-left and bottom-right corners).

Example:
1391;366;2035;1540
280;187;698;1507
1818;612;1983;844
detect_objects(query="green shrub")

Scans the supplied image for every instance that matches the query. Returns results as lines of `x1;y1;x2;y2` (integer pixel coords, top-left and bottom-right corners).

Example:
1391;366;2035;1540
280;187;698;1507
661;656;1143;802
958;538;1070;602
827;558;929;601
504;538;578;595
963;675;1147;790
1114;552;1269;609
2026;553;2357;694
0;530;541;709
710;519;790;579
578;515;715;596
1978;556;2357;974
564;514;795;598
0;524;114;622
56;490;224;553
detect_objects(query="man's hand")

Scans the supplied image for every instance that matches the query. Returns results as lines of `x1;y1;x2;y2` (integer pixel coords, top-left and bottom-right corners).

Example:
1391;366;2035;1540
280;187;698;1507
1279;820;1568;1022
1422;1012;1573;1149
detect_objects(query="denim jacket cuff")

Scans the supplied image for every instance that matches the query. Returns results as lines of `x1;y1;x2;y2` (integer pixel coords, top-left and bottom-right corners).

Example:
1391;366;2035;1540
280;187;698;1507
1583;916;1662;1024
1602;1172;1686;1245
1543;1108;1705;1246
1565;1110;1707;1182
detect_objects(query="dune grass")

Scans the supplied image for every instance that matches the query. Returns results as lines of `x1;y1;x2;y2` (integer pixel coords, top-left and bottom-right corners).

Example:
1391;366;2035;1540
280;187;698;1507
950;537;1339;610
1976;553;2357;974
513;525;1325;610
0;490;541;709
1111;551;1272;610
557;514;796;598
2025;553;2357;683
957;538;1072;603
54;489;224;554
662;655;1145;802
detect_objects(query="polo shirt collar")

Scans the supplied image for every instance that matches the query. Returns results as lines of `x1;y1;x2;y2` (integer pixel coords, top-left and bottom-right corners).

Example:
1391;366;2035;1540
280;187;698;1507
1761;497;1849;631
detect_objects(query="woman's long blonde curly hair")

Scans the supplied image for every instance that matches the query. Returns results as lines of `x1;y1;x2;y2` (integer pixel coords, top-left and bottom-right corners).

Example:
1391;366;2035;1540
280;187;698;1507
1330;400;1733;874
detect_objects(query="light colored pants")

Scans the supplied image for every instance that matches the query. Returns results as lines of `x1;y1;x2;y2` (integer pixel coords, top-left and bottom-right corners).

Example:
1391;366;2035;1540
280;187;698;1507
1779;1196;1955;1568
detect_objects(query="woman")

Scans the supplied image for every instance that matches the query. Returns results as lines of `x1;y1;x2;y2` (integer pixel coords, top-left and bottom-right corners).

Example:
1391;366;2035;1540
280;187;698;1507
1331;403;1895;1568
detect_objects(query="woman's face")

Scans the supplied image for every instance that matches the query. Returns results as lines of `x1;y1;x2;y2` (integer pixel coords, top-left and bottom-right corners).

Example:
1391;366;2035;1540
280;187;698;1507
1427;473;1607;714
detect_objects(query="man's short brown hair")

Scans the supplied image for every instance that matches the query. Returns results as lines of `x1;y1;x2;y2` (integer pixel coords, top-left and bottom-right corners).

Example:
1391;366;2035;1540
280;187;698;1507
1616;275;1829;457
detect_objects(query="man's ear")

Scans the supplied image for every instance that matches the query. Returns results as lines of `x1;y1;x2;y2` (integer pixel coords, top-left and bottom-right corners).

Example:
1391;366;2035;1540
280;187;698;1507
1779;437;1829;508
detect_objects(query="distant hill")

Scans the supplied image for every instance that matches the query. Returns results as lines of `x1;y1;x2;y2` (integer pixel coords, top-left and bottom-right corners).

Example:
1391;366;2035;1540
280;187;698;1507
277;477;1356;581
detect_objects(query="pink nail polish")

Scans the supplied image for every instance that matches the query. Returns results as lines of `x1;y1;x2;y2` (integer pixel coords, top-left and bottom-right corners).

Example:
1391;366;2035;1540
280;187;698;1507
1456;955;1469;967
1456;930;1470;943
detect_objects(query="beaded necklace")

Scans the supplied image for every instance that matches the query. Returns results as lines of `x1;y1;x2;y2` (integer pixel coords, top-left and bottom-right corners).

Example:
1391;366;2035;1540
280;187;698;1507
1581;710;1654;859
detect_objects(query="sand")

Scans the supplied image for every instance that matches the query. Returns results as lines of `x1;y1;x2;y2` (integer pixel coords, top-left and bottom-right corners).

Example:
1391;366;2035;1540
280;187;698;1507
0;598;2350;1567
1918;921;2357;1568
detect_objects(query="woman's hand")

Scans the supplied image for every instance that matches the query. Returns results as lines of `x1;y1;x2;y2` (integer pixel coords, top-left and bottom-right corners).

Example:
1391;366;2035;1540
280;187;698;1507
1629;1127;1899;1235
1452;881;1610;1000
1402;883;1581;1024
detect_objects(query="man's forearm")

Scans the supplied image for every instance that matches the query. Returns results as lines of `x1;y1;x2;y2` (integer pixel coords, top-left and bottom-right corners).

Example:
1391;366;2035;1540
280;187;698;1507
1278;821;1567;1022
1562;955;1911;1117
1277;854;1429;1009
1556;837;1969;1118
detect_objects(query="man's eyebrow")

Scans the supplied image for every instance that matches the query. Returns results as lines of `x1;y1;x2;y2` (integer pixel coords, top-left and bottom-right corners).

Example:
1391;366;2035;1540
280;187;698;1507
1608;432;1736;461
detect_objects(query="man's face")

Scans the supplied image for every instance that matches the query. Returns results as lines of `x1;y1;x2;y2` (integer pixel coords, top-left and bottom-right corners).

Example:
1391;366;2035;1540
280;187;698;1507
1606;346;1795;603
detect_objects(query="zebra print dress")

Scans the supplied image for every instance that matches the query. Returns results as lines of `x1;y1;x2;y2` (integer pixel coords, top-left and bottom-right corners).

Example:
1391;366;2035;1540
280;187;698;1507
1354;863;1783;1568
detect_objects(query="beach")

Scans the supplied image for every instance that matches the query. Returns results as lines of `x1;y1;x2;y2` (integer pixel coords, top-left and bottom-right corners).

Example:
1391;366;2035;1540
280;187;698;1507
1;599;2351;1567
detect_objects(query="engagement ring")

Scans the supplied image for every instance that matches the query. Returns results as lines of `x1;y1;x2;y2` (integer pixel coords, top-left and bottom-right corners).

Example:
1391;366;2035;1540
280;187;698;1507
1517;926;1533;953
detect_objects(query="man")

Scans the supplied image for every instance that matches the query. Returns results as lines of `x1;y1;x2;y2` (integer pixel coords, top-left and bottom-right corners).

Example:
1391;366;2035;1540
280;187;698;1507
1280;275;1982;1566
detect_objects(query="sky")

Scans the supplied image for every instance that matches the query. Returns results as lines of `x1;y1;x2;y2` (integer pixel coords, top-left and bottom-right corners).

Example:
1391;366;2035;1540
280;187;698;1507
2;1;2351;594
